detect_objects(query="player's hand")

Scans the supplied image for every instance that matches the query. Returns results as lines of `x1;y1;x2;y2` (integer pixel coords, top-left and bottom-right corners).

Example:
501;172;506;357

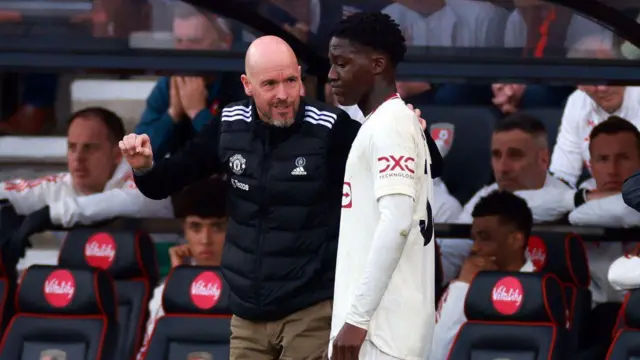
406;103;426;130
168;76;185;122
457;255;497;284
176;76;208;119
119;134;154;171
169;244;193;267
331;323;367;360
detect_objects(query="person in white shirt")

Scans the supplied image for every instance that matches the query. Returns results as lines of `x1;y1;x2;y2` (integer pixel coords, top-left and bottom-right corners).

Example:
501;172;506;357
550;37;640;187
444;113;572;284
327;12;434;360
430;190;535;360
5;107;172;266
383;0;507;99
337;104;462;223
568;117;640;304
137;177;227;360
504;0;613;51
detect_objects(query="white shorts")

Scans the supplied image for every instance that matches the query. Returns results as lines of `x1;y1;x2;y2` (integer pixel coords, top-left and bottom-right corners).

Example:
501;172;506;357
328;339;401;360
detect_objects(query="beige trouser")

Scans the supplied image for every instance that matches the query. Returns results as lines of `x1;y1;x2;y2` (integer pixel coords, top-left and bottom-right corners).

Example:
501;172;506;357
230;300;332;360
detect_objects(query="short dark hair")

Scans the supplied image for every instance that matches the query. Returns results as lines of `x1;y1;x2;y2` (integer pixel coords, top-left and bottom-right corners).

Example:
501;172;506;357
494;112;547;136
589;115;640;154
67;107;126;144
471;190;533;240
172;176;228;218
174;2;208;19
331;11;406;67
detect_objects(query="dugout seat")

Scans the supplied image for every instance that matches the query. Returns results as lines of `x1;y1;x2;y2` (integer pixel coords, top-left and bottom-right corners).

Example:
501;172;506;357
528;232;591;353
0;245;16;340
58;229;159;360
448;272;568;360
606;289;640;359
142;265;231;360
0;265;118;360
422;106;498;204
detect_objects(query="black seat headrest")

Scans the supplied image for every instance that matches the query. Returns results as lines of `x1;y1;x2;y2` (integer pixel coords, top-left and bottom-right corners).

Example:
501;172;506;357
18;265;117;318
59;229;158;283
623;289;640;329
527;233;590;288
465;271;566;326
162;266;230;315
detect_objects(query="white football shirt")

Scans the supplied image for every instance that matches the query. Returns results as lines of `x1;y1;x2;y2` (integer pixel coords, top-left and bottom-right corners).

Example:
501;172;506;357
332;95;435;359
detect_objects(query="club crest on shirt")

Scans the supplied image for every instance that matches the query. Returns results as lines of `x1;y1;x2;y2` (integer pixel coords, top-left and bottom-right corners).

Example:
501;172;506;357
430;123;455;158
229;154;246;175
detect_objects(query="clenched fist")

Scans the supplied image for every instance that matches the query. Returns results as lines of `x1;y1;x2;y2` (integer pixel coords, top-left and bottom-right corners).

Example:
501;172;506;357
119;134;154;171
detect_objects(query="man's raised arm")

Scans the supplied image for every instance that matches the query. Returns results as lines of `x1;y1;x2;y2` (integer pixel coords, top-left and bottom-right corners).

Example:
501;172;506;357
120;120;222;200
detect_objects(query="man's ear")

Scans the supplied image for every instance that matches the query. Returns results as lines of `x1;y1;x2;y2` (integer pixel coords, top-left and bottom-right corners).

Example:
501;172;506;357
511;232;526;250
371;54;386;76
240;74;252;96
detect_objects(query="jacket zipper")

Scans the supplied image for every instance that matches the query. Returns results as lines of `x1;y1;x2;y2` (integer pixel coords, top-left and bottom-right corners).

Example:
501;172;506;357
256;130;270;308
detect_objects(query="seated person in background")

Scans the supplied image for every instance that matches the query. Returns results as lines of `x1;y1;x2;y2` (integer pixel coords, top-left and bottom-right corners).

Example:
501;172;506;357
490;83;574;115
443;113;571;282
429;190;534;360
137;176;227;360
569;117;640;304
135;2;246;160
2;107;172;267
550;36;640;187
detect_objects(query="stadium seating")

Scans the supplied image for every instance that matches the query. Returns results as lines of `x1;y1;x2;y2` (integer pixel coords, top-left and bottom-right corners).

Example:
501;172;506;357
142;265;231;360
527;232;591;353
606;289;640;359
58;229;159;360
0;265;118;360
423;106;497;204
447;272;568;360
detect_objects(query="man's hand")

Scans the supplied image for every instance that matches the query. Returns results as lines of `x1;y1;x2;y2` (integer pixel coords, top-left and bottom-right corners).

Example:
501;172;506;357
457;255;497;284
176;76;208;119
491;83;526;115
284;22;310;42
331;323;367;360
168;76;185;122
169;244;193;267
119;134;154;171
406;103;426;130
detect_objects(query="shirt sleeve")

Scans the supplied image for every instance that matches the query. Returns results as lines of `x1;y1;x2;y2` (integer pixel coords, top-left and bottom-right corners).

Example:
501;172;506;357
369;112;422;200
569;194;640;228
433;185;463;223
345;193;414;329
514;187;576;223
429;281;470;360
134;115;223;200
549;92;588;187
48;184;174;227
0;174;66;215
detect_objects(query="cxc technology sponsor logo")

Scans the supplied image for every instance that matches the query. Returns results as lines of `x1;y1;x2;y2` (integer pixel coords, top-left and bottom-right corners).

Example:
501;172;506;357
377;155;415;180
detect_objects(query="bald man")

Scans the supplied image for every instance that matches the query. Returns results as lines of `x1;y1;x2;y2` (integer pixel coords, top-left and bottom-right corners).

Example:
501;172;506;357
120;35;361;359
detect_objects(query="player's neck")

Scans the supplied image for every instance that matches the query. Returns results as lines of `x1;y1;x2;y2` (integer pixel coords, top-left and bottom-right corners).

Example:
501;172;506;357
359;83;398;117
501;256;527;272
